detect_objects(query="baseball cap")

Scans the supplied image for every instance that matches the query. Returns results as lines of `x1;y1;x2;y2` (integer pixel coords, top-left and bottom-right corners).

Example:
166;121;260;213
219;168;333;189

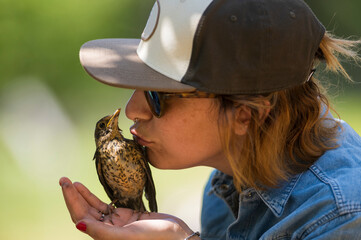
79;0;325;94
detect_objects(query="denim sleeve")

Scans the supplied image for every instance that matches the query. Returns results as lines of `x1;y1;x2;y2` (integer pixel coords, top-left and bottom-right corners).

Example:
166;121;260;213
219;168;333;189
302;211;361;239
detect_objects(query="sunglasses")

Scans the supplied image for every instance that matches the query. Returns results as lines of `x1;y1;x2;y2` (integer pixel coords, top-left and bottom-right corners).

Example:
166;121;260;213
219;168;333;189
144;91;217;118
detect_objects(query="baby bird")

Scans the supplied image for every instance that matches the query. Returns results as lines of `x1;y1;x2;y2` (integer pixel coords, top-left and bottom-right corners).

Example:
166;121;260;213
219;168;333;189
93;108;157;214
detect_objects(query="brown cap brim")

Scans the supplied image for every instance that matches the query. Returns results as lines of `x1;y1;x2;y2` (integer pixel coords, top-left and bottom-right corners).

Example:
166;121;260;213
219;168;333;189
79;38;196;92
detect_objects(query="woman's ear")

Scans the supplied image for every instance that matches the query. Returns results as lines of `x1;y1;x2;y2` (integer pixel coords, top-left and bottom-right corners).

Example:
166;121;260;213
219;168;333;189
233;106;251;136
233;101;271;136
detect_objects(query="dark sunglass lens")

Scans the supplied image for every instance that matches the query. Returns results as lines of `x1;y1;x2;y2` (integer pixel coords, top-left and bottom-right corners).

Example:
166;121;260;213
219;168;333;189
146;91;162;117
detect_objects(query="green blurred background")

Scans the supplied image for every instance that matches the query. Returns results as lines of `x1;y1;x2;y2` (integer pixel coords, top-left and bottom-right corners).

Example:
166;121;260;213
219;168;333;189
0;0;360;239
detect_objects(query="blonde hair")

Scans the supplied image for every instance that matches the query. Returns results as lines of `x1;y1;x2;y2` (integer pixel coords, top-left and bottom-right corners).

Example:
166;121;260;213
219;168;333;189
218;32;361;191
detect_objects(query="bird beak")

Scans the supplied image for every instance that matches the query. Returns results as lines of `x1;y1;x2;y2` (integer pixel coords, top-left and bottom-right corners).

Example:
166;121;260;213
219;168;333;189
107;108;121;129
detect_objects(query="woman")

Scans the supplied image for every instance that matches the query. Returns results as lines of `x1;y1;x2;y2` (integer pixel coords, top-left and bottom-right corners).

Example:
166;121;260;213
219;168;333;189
60;0;361;239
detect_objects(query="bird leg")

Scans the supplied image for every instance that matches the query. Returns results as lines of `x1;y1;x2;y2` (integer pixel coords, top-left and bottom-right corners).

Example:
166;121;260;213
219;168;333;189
102;200;117;224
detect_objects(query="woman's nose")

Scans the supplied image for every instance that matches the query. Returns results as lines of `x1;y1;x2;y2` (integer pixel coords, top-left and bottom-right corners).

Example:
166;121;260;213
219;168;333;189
125;90;153;121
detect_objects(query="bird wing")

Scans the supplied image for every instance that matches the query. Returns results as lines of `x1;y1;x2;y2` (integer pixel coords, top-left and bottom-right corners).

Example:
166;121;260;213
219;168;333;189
93;149;116;205
141;147;158;212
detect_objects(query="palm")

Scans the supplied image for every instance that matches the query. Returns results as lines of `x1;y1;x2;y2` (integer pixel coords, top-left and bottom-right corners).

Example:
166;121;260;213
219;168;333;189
102;207;181;228
60;177;193;240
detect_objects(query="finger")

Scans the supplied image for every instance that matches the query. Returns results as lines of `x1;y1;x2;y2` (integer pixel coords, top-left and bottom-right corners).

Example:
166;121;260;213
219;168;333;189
60;177;93;223
73;181;109;214
91;208;106;221
76;219;131;240
63;180;107;220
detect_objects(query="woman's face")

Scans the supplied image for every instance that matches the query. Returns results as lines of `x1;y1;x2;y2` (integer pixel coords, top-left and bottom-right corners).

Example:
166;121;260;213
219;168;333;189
125;90;231;173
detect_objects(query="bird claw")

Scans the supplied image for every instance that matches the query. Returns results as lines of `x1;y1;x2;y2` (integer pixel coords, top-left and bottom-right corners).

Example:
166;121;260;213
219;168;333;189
106;202;116;215
100;201;116;224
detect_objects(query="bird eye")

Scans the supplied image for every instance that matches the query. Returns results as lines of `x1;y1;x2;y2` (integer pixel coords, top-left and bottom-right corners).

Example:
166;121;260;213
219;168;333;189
99;122;106;129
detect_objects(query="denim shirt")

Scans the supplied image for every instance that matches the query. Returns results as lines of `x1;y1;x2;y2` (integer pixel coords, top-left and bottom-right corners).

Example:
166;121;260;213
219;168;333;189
201;120;361;240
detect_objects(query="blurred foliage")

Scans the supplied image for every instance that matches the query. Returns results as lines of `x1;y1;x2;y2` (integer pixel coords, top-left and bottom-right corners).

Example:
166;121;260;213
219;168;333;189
0;0;360;239
0;0;154;124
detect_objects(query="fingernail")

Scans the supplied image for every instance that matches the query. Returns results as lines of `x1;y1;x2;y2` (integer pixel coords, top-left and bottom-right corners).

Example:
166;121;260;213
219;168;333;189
59;177;68;187
76;222;87;232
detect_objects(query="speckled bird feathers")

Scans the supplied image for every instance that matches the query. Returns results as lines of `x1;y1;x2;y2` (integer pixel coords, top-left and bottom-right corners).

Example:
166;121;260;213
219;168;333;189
93;110;157;212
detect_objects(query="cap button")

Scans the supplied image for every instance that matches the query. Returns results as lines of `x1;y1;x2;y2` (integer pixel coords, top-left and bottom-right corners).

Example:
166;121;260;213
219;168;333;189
289;11;296;19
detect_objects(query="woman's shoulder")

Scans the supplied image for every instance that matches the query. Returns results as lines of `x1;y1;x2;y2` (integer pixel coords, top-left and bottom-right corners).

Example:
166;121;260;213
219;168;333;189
310;119;361;204
286;123;361;237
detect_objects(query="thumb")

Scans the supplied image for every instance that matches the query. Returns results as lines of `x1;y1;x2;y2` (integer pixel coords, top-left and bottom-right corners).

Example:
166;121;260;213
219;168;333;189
75;219;130;240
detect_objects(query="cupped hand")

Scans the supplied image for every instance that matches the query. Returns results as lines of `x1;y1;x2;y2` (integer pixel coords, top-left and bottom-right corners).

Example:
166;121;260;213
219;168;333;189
59;177;197;240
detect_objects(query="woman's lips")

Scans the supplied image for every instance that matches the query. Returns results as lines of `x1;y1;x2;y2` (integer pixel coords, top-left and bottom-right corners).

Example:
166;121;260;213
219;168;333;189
130;128;152;146
133;135;152;146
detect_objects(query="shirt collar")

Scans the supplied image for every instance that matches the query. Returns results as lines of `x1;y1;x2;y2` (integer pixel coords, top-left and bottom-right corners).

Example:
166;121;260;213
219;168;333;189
255;173;302;217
